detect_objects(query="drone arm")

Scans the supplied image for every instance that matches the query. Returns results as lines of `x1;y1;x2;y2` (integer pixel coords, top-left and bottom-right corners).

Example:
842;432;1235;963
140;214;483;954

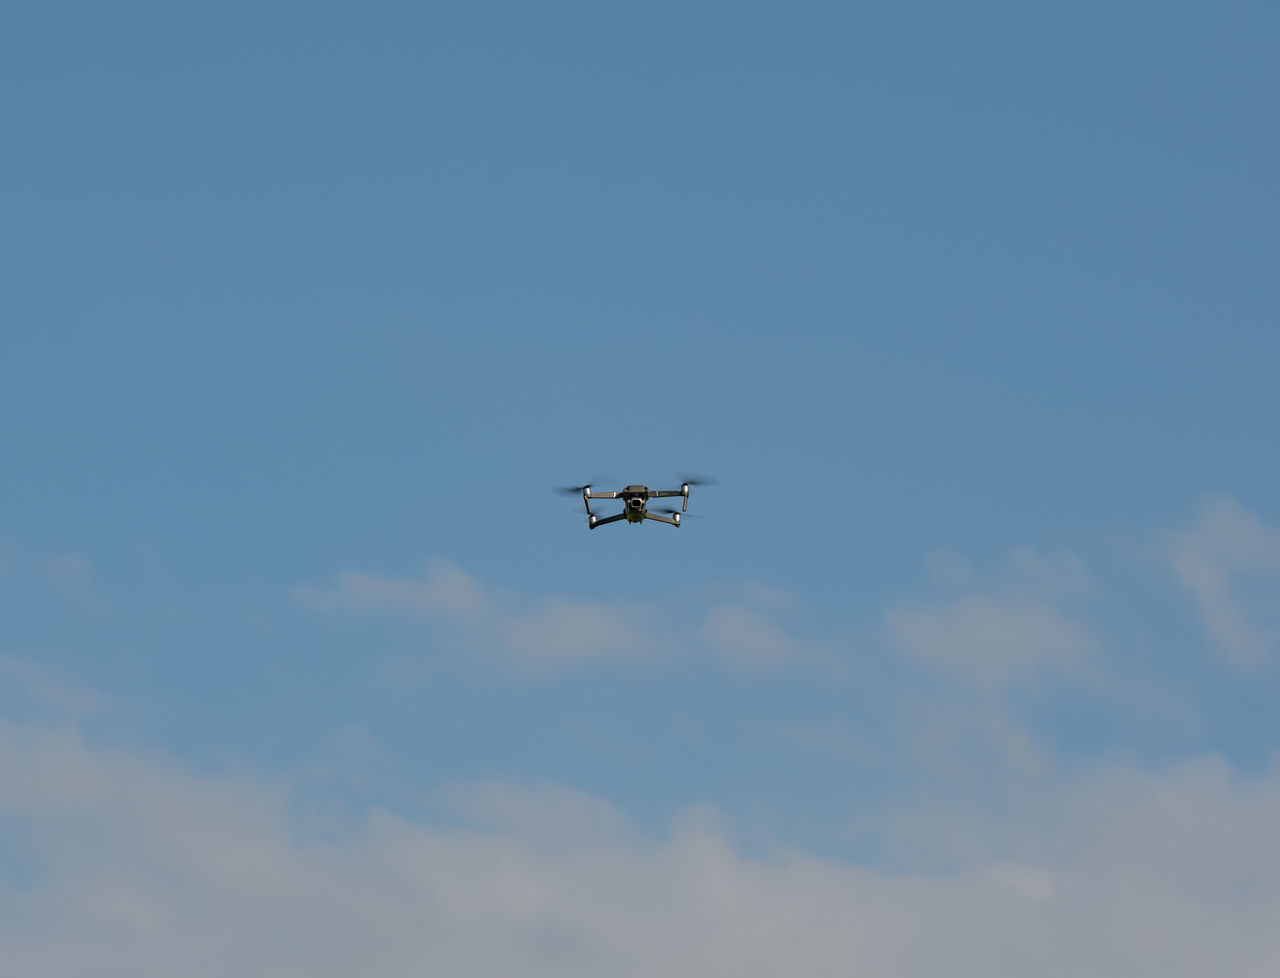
643;511;681;528
581;489;621;517
589;512;627;530
648;486;692;512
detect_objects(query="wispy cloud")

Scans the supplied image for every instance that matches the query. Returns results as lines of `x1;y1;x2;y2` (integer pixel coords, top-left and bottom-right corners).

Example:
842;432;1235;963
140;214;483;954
0;658;103;719
293;561;813;672
0;545;109;614
292;559;488;618
700;606;800;669
500;597;652;664
887;597;1093;688
885;548;1097;689
1166;498;1280;668
35;552;104;611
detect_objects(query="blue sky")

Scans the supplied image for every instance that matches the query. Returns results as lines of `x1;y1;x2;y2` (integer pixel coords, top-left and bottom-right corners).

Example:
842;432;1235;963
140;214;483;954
3;2;1280;972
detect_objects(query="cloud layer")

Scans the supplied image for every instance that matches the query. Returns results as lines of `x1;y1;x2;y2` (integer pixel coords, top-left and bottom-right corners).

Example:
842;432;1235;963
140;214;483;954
9;509;1280;974
3;714;1280;978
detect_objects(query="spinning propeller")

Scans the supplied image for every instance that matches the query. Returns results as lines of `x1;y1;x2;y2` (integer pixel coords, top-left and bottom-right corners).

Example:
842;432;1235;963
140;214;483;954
552;475;619;496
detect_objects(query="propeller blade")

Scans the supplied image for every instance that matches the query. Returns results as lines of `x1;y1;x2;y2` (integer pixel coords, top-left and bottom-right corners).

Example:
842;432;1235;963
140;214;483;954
654;506;706;518
553;475;618;496
677;474;717;487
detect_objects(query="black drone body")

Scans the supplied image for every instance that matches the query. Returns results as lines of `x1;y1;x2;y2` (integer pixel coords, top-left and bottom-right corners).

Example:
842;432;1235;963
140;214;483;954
554;479;713;530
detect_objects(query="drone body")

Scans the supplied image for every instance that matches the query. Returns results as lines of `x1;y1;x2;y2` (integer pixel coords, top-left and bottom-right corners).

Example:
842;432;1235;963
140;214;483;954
555;479;712;529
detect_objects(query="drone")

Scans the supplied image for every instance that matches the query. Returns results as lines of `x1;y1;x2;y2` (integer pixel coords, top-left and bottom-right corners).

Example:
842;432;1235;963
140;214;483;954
554;478;714;529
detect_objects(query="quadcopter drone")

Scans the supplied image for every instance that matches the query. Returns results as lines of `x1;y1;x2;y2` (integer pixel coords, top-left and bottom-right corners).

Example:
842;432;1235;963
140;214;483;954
554;478;713;529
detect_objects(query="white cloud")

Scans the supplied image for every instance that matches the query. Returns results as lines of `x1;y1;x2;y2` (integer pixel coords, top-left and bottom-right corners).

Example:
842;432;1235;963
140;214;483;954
501;598;651;664
294;561;810;672
923;550;973;589
0;545;109;614
700;606;798;669
0;658;103;720
887;597;1093;688
36;552;103;611
1166;498;1280;668
3;716;1280;977
441;781;633;849
1006;547;1093;598
294;560;658;667
292;559;488;618
739;581;799;612
897;693;1053;783
885;548;1097;688
767;717;877;762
